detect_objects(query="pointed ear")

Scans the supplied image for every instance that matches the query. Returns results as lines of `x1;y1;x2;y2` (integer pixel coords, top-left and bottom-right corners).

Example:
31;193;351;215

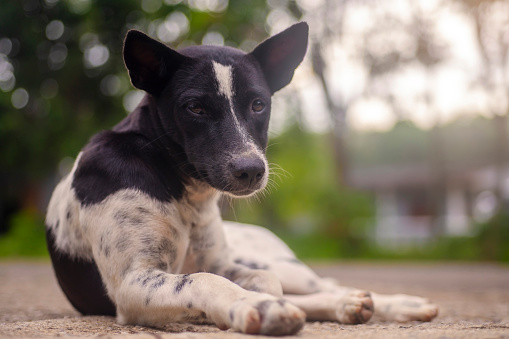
123;30;188;96
250;22;309;94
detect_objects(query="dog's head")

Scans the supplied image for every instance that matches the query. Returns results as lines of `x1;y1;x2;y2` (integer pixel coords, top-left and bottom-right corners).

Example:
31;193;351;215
123;22;308;197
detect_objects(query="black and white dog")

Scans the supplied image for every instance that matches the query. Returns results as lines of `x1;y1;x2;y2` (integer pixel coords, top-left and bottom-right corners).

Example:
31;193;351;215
46;22;438;336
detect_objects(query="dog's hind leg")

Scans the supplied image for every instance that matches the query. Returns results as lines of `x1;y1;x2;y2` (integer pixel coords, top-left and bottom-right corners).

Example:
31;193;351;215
271;259;374;324
271;259;437;323
223;222;374;323
285;290;374;324
223;222;439;324
370;292;438;322
275;258;438;323
276;259;437;323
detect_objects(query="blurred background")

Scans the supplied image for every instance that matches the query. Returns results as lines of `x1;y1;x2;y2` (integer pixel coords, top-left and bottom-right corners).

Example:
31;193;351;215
0;0;508;262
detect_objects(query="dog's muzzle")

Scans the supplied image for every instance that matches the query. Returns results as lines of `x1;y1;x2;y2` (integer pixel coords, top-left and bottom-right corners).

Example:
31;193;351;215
226;155;267;196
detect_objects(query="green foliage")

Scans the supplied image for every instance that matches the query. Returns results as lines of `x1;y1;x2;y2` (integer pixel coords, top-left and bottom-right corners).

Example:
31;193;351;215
331;214;508;262
476;212;509;262
276;232;345;259
0;209;48;257
362;237;482;262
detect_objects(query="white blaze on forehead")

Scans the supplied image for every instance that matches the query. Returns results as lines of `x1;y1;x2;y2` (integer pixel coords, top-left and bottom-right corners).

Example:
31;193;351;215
212;61;234;100
211;61;268;184
212;60;245;140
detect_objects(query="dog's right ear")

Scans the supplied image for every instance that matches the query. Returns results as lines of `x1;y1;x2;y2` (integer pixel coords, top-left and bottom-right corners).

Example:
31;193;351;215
123;30;188;96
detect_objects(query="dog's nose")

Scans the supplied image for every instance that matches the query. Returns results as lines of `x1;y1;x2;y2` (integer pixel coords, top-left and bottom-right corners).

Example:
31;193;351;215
230;156;266;188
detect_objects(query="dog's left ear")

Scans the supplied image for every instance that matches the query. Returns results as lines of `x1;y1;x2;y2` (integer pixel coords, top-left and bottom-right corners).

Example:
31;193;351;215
250;22;309;94
123;30;188;96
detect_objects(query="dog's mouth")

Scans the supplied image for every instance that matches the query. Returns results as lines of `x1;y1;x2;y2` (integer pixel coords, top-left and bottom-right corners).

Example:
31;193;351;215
208;173;268;197
224;186;265;198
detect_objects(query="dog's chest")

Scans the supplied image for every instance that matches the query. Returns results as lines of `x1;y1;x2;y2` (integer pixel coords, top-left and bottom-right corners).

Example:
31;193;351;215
83;187;223;275
176;192;226;274
46;153;223;272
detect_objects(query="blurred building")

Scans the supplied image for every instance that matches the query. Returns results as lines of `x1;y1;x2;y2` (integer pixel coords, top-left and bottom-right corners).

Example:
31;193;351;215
349;118;509;247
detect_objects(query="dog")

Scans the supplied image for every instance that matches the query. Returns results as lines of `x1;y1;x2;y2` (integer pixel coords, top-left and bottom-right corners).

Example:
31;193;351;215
45;22;438;336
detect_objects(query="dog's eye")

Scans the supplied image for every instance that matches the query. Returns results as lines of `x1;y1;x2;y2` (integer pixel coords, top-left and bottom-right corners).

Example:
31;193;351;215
187;102;204;115
252;99;266;113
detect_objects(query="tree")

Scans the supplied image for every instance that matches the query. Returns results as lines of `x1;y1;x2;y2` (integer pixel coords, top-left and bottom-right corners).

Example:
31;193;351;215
458;0;509;213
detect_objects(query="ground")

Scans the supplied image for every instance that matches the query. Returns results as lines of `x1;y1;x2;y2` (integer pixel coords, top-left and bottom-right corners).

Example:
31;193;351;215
1;261;508;339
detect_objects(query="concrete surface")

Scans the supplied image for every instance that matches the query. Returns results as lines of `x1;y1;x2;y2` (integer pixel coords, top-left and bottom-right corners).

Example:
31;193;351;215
1;261;508;338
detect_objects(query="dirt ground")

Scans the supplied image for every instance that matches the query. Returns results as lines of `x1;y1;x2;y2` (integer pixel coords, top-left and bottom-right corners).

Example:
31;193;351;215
1;261;508;339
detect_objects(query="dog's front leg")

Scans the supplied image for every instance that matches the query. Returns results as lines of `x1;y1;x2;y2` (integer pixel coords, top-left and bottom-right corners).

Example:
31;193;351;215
81;195;304;335
115;269;304;335
97;238;304;335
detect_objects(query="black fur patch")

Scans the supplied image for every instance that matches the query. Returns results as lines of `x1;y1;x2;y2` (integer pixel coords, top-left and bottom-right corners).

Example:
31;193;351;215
143;272;165;288
183;311;207;323
156;261;168;271
234;258;269;270
307;279;319;292
45;228;116;316
255;300;272;322
278;257;304;265
74;228;83;240
174;274;192;294
131;270;152;286
150;275;167;291
121;262;132;278
223;268;240;280
116;233;130;252
114;210;144;227
72;118;186;206
136;207;150;215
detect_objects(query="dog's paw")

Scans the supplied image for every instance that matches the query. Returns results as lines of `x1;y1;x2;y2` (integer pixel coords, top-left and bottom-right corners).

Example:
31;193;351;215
229;295;305;335
335;290;374;324
375;293;439;322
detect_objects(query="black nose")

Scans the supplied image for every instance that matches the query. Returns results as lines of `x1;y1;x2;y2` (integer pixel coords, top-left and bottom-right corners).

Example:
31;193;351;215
230;156;266;189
